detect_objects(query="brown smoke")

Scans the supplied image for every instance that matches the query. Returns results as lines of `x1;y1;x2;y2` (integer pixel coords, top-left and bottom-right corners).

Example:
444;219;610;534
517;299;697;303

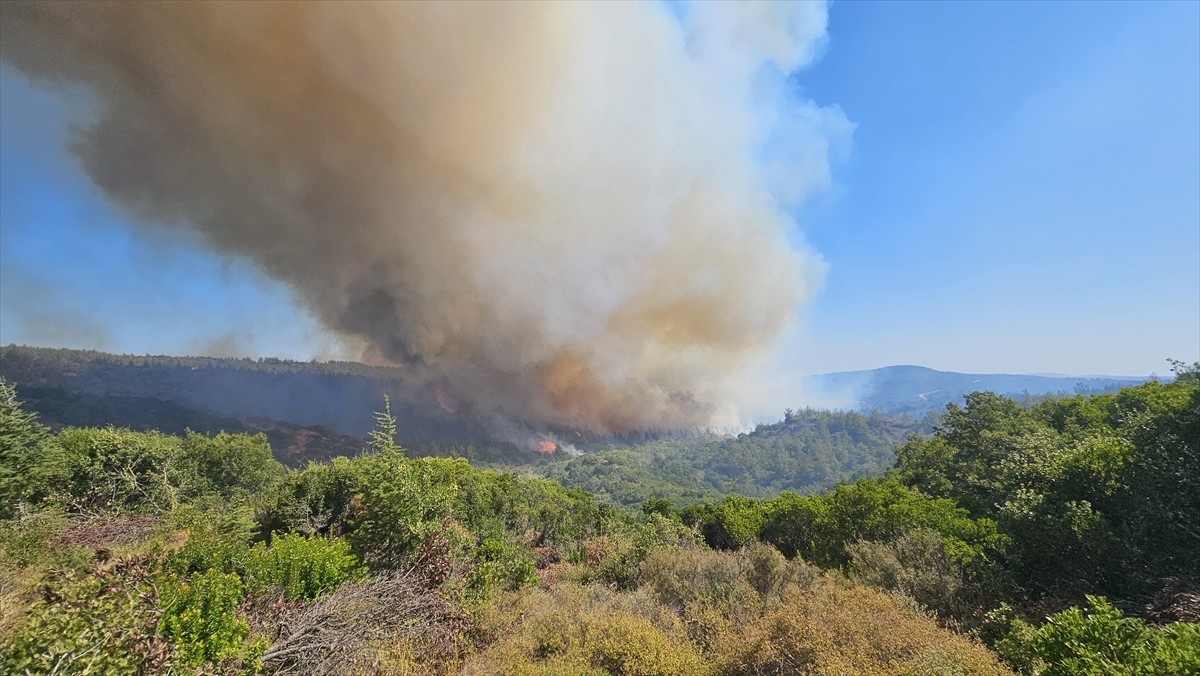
0;1;848;432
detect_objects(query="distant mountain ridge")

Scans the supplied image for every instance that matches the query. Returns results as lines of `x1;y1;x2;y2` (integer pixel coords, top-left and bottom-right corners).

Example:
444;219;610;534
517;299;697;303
0;345;1151;451
805;364;1149;416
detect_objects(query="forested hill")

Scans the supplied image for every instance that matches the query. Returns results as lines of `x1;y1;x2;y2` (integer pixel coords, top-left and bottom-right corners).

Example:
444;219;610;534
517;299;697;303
0;346;928;500
806;364;1148;415
544;408;927;506
0;345;448;440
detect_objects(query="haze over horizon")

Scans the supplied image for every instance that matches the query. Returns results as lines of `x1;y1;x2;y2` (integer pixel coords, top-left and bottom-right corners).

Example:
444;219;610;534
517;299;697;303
2;0;1197;397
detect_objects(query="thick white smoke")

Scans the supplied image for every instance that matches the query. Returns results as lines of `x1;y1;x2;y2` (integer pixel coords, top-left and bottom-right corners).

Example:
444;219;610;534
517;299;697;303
0;1;851;432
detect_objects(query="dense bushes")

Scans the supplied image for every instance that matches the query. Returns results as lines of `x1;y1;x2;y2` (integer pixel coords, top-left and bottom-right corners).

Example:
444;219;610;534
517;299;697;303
713;584;1009;675
994;596;1200;675
464;584;709;675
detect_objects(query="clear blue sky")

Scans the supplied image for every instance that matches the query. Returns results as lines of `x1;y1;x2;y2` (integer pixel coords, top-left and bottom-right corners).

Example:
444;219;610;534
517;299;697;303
1;1;1197;376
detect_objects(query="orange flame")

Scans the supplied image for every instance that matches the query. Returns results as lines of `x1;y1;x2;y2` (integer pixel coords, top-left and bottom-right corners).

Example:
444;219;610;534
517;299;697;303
537;440;557;453
435;388;457;414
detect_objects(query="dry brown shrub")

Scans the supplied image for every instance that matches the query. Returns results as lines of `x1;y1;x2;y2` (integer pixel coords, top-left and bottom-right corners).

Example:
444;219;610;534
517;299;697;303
0;555;38;636
712;583;1012;675
463;583;709;676
637;542;820;649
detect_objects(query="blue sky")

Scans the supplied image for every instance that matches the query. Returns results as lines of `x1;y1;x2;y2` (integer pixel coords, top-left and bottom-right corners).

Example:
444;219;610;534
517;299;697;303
1;1;1197;377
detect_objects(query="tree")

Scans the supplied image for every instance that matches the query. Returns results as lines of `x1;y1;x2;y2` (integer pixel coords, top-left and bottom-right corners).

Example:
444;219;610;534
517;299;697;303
0;378;63;517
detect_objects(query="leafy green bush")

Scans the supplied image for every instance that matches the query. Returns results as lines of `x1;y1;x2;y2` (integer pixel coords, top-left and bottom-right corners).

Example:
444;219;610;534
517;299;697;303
55;427;186;514
0;378;64;518
995;595;1200;675
247;533;361;600
256;456;364;537
0;506;76;567
582;513;701;589
179;431;285;499
162;502;257;577
159;568;262;670
346;451;458;570
2;559;168;674
466;535;537;601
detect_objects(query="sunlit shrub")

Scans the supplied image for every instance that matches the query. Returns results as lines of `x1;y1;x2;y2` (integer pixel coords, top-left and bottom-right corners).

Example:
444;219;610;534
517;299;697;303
159;568;263;670
994;595;1200;675
847;529;967;620
464;583;708;676
55;427;186;514
2;558;169;674
247;533;361;601
466;535;537;601
347;451;457;570
0;506;77;567
712;583;1010;675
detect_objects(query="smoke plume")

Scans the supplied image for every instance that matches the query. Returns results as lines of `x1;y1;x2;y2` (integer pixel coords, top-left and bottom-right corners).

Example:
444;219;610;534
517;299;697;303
0;1;850;433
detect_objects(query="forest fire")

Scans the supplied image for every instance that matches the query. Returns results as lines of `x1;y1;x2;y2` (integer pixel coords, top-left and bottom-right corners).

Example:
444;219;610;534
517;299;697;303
537;440;557;453
435;389;457;415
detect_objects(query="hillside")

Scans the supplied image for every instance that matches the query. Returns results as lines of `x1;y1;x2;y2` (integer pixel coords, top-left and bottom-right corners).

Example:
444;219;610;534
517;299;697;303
2;370;1196;674
4;345;1152;502
0;346;926;499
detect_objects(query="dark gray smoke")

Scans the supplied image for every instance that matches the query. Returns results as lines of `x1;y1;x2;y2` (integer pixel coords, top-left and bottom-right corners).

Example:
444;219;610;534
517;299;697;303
0;1;849;432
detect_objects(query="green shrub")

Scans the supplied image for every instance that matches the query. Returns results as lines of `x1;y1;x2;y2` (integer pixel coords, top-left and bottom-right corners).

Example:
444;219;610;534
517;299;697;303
158;568;260;669
179;431;285;499
995;595;1200;675
55;427;185;514
582;513;701;589
847;529;968;620
247;533;360;600
347;451;457;570
466;535;537;601
0;378;64;518
2;559;167;674
0;506;75;567
162;502;257;577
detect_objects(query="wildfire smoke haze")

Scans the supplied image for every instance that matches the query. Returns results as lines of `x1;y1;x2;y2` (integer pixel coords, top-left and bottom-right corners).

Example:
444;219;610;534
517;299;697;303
0;1;850;433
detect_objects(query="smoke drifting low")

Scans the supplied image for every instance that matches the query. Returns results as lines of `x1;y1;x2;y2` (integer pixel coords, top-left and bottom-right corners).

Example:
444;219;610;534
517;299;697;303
0;1;850;433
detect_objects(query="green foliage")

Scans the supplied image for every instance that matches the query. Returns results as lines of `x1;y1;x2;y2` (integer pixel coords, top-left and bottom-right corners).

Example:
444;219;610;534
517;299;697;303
346;451;457;569
582;513;702;589
847;529;968;620
247;533;361;600
0;378;64;517
256;456;363;536
756;476;998;568
180;430;285;499
543;409;924;506
466;535;538;600
894;376;1200;604
0;506;75;567
2;560;167;674
55;426;186;514
995;596;1200;675
158;568;258;669
51;426;284;516
683;494;768;550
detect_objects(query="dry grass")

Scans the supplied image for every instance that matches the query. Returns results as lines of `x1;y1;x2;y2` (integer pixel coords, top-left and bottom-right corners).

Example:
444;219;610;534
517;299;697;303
463;583;709;676
711;583;1012;675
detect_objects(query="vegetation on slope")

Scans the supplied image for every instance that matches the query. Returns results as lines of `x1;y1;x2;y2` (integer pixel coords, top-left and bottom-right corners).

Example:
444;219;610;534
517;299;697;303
1;367;1197;674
